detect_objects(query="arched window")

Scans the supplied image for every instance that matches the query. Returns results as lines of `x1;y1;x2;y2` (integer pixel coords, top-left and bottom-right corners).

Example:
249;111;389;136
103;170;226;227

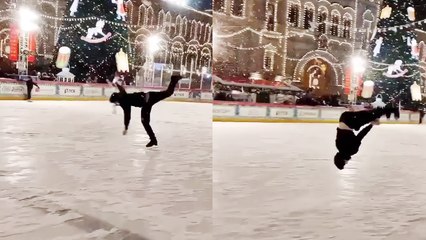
303;3;314;29
175;15;182;36
266;2;275;31
171;42;184;69
190;20;197;39
164;12;172;33
343;14;352;39
263;46;276;71
232;0;245;17
206;24;212;42
214;0;225;12
330;11;340;37
137;5;145;26
158;10;165;30
182;17;188;38
317;8;327;34
145;7;154;26
288;4;299;27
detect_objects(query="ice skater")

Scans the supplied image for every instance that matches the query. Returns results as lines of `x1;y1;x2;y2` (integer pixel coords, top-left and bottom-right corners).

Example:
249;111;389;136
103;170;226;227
25;78;40;101
334;106;397;170
109;75;182;147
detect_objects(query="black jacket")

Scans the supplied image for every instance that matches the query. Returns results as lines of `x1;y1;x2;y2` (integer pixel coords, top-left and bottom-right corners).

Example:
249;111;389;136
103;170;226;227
116;84;146;130
335;129;360;157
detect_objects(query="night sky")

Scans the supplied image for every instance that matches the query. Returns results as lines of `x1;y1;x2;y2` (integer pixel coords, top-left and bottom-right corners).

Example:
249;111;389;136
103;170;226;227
189;0;211;10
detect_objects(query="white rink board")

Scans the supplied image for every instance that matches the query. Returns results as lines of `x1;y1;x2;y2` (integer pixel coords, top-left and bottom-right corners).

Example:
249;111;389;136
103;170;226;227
238;106;267;117
213;105;236;117
33;85;56;96
296;108;320;119
82;86;103;97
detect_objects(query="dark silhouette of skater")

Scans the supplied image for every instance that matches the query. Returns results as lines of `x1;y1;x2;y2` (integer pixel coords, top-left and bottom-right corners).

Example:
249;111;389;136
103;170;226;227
334;107;397;170
25;78;40;101
109;75;182;147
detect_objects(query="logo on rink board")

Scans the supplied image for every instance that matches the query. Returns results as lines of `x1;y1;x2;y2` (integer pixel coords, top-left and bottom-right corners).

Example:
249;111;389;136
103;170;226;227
59;86;81;96
173;91;189;98
0;84;25;94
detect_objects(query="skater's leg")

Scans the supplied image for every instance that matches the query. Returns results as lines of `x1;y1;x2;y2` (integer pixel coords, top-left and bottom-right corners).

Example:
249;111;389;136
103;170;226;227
356;124;373;142
141;106;158;147
339;110;380;130
146;76;181;105
27;85;33;100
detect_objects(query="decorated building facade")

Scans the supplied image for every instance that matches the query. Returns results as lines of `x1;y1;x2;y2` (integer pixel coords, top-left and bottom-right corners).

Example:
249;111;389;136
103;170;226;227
0;0;212;83
213;0;390;95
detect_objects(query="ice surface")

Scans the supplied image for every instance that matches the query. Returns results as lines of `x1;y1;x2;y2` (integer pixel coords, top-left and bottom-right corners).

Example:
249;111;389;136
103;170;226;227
213;122;426;240
0;101;212;240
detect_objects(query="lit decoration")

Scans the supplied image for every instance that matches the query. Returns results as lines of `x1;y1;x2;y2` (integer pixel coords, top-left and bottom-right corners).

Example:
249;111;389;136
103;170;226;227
361;80;374;98
320;63;327;74
112;0;129;21
56;68;75;82
373;37;383;57
28;32;37;63
56;46;71;69
9;23;19;62
410;81;422;101
115;48;129;72
407;37;420;59
372;94;386;108
380;5;392;19
407;7;415;21
70;0;80;16
384;60;408;78
81;20;112;43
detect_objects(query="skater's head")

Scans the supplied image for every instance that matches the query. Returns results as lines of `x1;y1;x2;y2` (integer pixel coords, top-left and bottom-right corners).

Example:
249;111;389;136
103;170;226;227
109;92;121;104
334;152;351;170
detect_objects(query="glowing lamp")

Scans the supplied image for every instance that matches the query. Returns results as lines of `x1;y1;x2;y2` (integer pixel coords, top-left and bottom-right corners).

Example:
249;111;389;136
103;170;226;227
18;7;39;32
380;5;392;19
115;48;129;73
56;46;71;69
361;80;375;98
410;81;422;101
407;7;416;21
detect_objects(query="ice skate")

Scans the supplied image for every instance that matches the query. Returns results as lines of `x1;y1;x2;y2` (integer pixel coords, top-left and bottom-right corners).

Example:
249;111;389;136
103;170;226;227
146;139;158;148
371;119;380;125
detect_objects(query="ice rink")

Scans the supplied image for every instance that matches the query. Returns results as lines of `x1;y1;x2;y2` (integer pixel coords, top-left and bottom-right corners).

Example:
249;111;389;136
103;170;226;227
0;101;212;240
214;122;426;240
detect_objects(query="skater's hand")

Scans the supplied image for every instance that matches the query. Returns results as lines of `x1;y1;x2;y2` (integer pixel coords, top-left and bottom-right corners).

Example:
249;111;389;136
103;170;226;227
122;129;127;135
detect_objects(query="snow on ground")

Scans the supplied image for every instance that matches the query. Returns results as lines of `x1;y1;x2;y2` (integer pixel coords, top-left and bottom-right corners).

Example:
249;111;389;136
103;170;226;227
0;101;212;240
213;122;426;240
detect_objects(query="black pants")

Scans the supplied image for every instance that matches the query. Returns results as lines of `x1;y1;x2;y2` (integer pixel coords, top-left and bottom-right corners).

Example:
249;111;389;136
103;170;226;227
339;109;383;131
26;84;33;100
141;79;178;140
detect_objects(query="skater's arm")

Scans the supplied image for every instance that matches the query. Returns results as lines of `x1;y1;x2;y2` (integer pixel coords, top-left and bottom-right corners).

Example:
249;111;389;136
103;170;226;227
356;124;373;142
116;83;127;94
33;82;40;88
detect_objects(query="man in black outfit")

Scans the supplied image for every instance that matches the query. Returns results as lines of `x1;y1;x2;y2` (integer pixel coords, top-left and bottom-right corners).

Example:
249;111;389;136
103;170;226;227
334;107;397;170
25;78;40;101
109;75;182;147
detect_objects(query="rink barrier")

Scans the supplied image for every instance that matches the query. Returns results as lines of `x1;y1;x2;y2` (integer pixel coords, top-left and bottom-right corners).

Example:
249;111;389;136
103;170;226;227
0;78;212;102
213;101;420;124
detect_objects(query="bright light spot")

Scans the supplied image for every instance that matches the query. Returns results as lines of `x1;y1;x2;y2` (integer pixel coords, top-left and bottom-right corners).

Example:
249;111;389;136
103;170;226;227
351;56;366;74
166;0;187;6
201;67;208;74
147;35;161;55
18;7;39;32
